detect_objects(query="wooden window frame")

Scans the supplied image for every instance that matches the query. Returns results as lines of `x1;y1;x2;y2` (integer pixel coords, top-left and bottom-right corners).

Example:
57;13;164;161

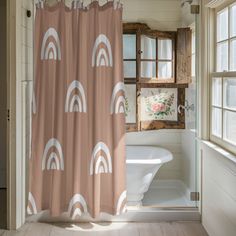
139;30;176;84
123;23;187;132
123;24;140;131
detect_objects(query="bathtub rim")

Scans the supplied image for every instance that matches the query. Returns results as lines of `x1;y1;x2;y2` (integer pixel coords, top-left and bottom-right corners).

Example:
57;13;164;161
126;145;173;164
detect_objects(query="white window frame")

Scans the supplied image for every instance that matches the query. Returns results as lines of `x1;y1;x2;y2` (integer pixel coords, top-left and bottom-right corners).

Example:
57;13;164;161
210;0;236;155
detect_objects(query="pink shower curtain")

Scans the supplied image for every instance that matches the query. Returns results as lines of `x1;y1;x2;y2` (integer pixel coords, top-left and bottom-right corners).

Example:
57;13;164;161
28;1;126;218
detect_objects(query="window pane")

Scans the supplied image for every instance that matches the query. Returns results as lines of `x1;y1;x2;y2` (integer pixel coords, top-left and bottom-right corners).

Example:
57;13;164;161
141;35;156;60
223;78;236;110
212;78;222;106
158;62;172;78
141;61;156;78
212;107;222;137
124;61;136;78
230;39;236;71
158;39;172;60
224;110;236;144
217;41;228;72
217;8;228;42
230;4;236;37
123;34;136;59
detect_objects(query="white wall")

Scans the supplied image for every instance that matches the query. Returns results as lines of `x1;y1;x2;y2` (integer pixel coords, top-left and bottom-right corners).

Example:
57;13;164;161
180;0;198;27
122;0;182;30
0;0;7;188
64;0;182;30
201;142;236;236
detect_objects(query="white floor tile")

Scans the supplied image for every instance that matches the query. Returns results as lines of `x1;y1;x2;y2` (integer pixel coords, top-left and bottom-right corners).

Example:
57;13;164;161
142;188;193;207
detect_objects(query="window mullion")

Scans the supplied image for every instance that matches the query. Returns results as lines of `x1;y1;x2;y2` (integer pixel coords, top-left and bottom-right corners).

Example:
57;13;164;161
156;37;158;79
228;6;230;71
221;77;224;139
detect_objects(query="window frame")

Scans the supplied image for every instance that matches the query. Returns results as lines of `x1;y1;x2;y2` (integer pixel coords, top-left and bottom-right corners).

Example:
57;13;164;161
139;31;176;83
123;33;137;84
123;23;187;132
210;1;236;155
123;25;140;131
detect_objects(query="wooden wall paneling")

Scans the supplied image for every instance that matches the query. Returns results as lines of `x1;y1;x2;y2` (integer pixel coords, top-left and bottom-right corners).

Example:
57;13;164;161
136;28;141;131
176;27;192;84
173;33;177;83
123;22;150;33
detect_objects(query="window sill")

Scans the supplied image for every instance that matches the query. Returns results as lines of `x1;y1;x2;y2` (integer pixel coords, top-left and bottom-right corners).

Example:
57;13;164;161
201;140;236;165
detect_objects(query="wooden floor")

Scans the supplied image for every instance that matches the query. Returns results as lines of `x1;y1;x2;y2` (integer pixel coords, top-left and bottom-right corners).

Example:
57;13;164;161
0;222;208;236
0;188;208;236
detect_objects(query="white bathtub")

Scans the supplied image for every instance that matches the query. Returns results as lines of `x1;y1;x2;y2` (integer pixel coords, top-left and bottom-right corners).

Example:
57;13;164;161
126;145;173;206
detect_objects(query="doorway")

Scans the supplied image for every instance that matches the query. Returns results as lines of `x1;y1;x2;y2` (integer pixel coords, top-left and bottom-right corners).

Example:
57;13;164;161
0;0;7;230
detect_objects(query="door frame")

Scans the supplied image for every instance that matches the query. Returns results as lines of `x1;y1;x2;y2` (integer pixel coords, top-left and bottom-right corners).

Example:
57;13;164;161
7;0;25;230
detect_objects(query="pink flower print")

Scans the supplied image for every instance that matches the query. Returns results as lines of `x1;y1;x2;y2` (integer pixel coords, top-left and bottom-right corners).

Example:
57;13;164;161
151;103;166;112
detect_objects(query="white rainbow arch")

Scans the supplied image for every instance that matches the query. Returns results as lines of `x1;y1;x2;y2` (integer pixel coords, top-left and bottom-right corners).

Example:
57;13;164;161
110;82;125;114
42;138;64;171
90;142;112;175
27;192;37;215
92;34;113;67
68;194;88;219
41;28;61;60
65;80;87;113
116;190;127;215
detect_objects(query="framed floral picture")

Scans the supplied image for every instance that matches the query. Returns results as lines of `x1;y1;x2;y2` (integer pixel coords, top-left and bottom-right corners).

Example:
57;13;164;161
124;84;136;124
140;88;178;121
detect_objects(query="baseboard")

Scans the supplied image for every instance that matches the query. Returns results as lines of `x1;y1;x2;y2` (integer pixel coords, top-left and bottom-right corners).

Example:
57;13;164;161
26;208;200;223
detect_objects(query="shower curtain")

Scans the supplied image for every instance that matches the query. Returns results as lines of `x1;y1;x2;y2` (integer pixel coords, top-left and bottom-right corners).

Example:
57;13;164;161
27;1;126;219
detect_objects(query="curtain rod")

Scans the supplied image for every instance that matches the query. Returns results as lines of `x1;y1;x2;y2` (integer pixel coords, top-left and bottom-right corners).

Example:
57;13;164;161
34;0;122;10
35;0;119;3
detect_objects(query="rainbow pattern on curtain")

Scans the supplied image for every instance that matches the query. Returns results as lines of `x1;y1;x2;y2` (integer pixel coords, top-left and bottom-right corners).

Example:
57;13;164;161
28;0;126;219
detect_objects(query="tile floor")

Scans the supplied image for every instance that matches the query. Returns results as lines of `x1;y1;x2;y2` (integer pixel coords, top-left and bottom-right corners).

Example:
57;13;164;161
143;187;194;207
0;222;208;236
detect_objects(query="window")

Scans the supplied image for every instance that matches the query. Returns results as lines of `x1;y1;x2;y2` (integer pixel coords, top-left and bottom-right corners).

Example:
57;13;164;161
140;35;174;81
123;33;137;130
123;23;191;132
210;2;236;153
